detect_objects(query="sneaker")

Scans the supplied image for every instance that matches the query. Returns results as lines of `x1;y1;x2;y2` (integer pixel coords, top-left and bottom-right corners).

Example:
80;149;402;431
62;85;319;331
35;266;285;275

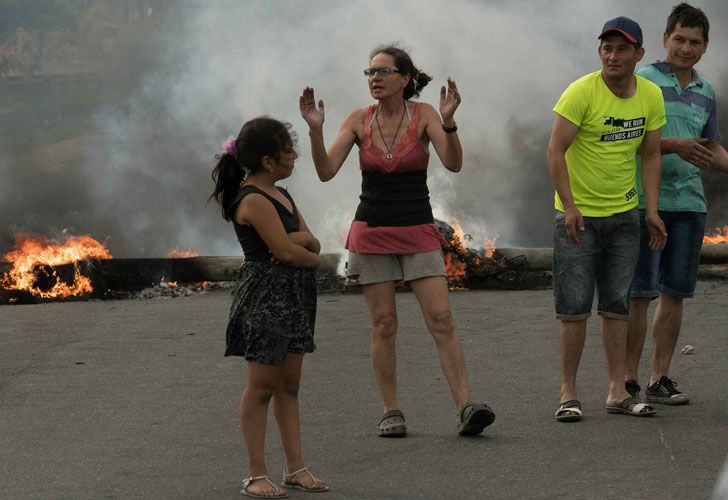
625;379;641;398
645;376;689;405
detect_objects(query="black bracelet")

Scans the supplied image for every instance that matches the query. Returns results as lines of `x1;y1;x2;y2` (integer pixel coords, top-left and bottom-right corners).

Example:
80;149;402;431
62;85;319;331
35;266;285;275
442;122;458;134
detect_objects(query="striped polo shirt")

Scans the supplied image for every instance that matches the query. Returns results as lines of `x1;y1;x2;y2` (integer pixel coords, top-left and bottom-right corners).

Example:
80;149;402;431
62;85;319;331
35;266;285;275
636;61;721;213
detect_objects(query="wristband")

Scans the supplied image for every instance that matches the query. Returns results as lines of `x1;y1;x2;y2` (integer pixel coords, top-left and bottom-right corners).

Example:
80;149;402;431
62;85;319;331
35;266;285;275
442;122;458;134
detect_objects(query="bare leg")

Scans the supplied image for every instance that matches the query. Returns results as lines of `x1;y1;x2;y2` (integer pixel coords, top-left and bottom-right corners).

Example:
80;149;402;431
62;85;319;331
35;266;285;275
650;293;683;384
362;281;399;412
560;320;586;404
625;298;651;383
240;362;286;497
601;317;640;409
409;276;469;409
273;354;328;491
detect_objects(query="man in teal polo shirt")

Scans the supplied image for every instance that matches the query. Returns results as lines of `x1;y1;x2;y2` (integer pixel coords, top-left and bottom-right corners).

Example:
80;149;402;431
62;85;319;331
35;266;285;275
625;3;728;405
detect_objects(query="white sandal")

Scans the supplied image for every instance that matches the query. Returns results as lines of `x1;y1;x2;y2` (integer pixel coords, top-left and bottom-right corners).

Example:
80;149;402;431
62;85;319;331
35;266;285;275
555;400;582;422
281;466;330;492
241;475;288;499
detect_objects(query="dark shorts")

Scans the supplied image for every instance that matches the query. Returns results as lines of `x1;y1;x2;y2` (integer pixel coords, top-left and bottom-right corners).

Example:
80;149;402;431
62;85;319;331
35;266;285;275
631;210;706;299
553;209;639;321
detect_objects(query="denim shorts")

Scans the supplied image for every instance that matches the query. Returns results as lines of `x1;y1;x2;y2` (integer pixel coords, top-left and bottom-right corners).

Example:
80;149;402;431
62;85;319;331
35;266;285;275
345;248;446;286
553;209;639;321
630;210;706;299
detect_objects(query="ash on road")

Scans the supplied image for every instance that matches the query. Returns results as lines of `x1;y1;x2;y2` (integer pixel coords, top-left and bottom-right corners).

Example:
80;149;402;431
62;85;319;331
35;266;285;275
1;282;727;499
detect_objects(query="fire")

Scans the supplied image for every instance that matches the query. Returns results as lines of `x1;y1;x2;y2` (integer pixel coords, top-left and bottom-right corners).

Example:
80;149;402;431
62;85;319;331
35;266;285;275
704;226;728;245
168;247;199;258
1;233;111;298
160;276;178;287
445;220;469;290
441;220;500;290
165;247;210;288
483;235;499;259
450;220;466;248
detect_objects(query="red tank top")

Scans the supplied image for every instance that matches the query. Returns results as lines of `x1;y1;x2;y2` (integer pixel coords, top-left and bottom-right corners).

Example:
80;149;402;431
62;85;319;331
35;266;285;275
346;103;447;254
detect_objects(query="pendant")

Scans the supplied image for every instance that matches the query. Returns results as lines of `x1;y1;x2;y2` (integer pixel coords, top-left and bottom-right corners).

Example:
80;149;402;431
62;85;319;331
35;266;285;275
386;153;393;160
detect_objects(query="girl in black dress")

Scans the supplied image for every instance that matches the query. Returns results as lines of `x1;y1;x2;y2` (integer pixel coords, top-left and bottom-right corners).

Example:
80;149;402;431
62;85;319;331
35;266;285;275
211;117;329;498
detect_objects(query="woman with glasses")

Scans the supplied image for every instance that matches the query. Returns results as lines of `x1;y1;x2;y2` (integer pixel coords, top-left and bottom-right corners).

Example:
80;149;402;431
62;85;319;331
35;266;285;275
299;44;495;438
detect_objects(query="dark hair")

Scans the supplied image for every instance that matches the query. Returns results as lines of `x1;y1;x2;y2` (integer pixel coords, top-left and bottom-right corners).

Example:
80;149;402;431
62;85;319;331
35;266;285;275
370;44;432;100
666;3;709;42
209;116;295;221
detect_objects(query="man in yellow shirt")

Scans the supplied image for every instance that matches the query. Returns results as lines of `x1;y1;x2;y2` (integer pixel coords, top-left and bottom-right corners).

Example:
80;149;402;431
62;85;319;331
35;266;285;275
547;16;668;422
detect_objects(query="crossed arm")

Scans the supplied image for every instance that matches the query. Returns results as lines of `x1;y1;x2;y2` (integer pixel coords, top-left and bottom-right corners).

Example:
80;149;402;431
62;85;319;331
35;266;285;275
235;195;320;269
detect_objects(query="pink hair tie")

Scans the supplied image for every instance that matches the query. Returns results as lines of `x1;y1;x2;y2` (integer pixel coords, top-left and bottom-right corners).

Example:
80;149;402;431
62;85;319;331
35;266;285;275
222;135;237;157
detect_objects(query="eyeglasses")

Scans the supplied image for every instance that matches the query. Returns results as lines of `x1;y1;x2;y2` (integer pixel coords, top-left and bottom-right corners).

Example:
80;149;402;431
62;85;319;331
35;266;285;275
364;67;399;77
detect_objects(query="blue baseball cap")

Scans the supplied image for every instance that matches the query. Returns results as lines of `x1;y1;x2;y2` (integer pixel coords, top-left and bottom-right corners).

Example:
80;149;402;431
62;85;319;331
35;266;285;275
598;16;643;47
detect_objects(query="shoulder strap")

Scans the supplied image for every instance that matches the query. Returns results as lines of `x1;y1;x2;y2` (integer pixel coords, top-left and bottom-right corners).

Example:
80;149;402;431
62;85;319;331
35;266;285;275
409;102;420;130
231;185;262;208
276;186;298;215
364;105;375;140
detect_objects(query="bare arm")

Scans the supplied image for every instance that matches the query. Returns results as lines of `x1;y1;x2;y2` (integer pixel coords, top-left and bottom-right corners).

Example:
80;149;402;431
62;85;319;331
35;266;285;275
660;136;728;173
639;129;668;250
289;212;321;254
708;142;728;173
546;114;582;244
426;78;463;172
236;195;320;269
661;137;714;169
300;87;359;182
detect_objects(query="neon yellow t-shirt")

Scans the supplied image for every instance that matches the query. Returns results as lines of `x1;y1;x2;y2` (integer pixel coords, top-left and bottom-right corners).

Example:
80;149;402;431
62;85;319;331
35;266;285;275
553;70;666;216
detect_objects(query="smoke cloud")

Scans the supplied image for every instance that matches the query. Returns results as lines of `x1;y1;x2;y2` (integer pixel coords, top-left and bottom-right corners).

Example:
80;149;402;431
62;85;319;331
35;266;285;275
2;0;728;257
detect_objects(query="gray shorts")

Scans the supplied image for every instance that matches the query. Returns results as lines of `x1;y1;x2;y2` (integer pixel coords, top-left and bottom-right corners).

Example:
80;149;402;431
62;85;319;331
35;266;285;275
345;249;446;286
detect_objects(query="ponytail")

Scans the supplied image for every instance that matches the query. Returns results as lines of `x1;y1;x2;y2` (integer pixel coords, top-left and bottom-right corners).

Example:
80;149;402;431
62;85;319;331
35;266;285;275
210;151;245;221
209;116;295;221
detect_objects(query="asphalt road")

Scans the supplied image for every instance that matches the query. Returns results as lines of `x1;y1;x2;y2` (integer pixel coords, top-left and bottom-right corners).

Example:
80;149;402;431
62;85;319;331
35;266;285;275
1;282;727;499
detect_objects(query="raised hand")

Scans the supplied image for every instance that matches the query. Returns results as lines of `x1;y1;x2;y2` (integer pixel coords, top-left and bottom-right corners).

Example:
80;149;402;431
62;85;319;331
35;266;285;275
299;87;325;130
439;77;461;123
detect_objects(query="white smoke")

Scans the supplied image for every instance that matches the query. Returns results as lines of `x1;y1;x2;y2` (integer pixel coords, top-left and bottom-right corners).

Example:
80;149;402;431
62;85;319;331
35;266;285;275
4;0;728;255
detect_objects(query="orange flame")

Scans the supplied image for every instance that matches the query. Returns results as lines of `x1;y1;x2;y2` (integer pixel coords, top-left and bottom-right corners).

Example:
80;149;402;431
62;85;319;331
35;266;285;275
160;276;178;287
704;226;728;245
483;235;499;259
445;220;469;290
168;247;199;258
1;233;111;298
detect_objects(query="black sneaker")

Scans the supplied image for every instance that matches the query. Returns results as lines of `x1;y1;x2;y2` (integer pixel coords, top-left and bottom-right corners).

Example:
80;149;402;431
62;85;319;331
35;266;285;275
645;376;689;405
625;379;641;398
